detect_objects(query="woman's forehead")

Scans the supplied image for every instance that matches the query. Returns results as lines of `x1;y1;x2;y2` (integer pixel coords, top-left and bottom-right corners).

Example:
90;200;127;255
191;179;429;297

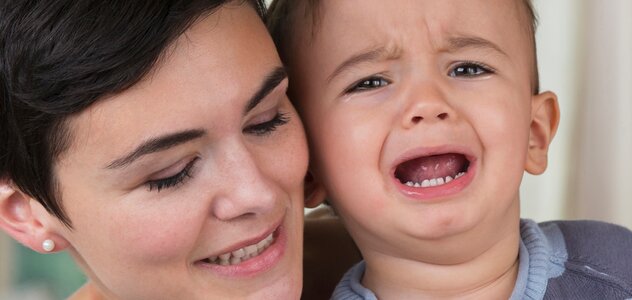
59;5;280;168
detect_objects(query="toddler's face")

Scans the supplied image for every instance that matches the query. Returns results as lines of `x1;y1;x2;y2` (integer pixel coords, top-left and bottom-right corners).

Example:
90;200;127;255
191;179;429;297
289;0;557;261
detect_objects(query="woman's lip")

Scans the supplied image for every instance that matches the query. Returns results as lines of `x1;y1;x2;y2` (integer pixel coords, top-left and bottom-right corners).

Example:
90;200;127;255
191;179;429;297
194;222;287;278
206;219;282;259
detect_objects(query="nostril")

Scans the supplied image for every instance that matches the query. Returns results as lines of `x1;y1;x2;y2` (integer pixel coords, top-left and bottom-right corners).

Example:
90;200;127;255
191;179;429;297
411;116;423;124
437;112;448;120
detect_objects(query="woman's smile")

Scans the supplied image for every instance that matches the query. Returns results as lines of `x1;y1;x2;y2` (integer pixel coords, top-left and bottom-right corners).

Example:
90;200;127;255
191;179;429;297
195;221;288;278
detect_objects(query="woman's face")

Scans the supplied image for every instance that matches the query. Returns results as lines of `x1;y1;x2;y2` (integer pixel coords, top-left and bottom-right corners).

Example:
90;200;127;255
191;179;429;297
49;4;308;299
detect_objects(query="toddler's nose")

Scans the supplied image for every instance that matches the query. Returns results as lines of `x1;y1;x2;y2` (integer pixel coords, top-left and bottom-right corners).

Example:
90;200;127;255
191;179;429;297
402;84;454;128
409;111;450;125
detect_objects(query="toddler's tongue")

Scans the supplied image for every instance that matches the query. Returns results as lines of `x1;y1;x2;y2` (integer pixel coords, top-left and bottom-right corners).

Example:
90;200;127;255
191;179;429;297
395;153;468;183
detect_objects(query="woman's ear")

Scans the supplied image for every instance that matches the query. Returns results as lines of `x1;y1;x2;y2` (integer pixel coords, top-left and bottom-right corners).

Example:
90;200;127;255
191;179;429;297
304;170;327;208
525;91;560;175
0;179;69;253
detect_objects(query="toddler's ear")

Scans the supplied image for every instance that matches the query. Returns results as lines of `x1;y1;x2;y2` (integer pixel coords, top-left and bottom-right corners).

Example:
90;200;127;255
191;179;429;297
0;179;69;253
304;170;327;208
525;91;560;175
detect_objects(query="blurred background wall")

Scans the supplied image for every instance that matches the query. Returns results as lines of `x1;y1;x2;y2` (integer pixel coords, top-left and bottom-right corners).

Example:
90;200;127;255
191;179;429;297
1;1;631;299
521;0;632;230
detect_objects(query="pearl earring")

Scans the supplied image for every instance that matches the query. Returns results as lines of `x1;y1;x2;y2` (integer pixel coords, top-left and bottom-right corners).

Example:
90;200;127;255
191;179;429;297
42;239;55;252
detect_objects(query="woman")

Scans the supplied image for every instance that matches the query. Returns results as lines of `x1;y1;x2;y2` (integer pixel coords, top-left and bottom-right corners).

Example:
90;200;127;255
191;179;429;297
0;0;307;298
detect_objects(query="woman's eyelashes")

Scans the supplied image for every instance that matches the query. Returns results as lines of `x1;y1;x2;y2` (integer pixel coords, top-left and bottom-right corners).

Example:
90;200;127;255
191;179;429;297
345;76;391;94
146;157;199;192
448;61;495;78
243;112;289;136
143;111;290;192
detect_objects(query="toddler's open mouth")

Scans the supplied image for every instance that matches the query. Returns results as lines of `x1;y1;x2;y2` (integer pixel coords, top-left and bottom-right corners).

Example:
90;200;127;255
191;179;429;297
394;153;470;188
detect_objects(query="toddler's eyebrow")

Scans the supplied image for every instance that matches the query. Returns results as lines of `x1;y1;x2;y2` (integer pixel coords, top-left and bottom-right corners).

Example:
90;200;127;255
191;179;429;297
445;35;507;57
328;46;402;83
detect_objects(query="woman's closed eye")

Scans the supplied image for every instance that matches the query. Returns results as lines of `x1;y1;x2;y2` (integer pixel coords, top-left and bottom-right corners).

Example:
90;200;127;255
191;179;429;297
344;76;391;94
243;111;290;136
146;157;199;192
448;62;495;78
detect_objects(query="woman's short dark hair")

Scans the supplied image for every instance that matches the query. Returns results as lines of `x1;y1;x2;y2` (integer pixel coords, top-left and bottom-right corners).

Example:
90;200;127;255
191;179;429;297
0;0;266;226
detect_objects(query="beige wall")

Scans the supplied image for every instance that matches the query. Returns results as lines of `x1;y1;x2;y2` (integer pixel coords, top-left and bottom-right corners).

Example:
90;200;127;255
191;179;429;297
521;0;632;229
520;0;583;222
570;0;632;228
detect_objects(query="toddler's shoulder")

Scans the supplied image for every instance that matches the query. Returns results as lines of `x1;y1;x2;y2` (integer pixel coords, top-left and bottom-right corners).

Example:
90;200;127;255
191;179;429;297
540;220;632;294
541;219;632;257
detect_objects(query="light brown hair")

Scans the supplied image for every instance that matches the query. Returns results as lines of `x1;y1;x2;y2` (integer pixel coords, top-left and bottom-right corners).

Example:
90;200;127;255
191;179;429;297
267;0;540;94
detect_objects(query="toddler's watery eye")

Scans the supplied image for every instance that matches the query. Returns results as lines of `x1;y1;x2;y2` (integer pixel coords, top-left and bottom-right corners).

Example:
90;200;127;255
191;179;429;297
449;62;494;78
345;76;391;93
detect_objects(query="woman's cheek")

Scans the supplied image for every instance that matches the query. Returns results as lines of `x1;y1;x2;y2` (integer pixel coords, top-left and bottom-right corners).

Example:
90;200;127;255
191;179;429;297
107;206;201;263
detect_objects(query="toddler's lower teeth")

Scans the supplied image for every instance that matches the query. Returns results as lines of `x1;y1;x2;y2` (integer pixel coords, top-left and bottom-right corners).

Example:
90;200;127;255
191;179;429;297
404;173;463;188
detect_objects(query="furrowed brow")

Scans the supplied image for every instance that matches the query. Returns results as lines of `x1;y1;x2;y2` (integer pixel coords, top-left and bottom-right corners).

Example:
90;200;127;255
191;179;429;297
445;35;507;57
106;129;205;169
327;46;402;83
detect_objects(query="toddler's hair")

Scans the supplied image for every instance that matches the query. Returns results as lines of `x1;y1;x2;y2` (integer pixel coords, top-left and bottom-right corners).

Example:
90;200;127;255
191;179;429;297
267;0;539;94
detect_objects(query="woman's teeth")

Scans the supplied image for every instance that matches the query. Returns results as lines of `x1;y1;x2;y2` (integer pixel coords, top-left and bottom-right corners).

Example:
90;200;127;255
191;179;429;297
205;232;274;266
404;172;466;188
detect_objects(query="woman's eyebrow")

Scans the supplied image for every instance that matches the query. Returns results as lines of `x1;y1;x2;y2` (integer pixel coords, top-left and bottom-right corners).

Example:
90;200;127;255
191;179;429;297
105;67;286;170
105;129;206;169
244;66;288;114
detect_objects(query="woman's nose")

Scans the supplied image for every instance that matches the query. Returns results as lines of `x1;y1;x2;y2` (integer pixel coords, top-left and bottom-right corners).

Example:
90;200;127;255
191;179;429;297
210;146;277;222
